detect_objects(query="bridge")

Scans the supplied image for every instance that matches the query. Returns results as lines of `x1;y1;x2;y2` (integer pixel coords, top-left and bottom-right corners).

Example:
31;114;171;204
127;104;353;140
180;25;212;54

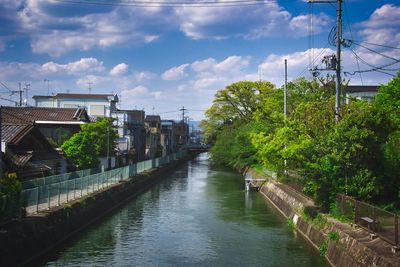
187;144;210;153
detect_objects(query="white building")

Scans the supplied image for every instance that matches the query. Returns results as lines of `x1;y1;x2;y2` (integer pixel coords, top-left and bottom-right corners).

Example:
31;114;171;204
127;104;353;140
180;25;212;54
345;85;378;104
33;93;118;118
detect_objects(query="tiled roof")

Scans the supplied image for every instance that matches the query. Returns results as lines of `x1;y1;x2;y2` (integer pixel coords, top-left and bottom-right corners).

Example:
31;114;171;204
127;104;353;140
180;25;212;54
1;107;89;124
145;115;161;122
346;85;379;93
32;93;115;99
1;124;28;143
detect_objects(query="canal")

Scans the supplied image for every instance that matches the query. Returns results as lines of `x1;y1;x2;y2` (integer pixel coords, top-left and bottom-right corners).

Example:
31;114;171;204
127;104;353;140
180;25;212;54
44;153;328;266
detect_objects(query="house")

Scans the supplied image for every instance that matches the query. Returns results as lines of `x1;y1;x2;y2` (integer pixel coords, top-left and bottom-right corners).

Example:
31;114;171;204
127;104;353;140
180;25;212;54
145;115;161;159
345;85;379;104
1;106;90;147
161;120;176;156
33;93;119;118
116;109;146;163
1;124;71;179
174;121;188;149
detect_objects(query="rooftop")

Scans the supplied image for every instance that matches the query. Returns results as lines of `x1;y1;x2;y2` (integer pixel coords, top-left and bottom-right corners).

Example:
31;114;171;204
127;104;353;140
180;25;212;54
345;85;379;93
33;93;115;100
145;115;161;122
1;106;90;124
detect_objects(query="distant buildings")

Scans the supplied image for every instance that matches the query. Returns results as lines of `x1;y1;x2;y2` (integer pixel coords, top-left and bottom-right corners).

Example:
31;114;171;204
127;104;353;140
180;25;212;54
0;92;190;179
345;85;379;104
33;93;118;118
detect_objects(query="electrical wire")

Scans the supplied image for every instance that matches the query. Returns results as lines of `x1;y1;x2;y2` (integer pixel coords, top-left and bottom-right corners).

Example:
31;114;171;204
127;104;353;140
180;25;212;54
345;48;397;77
0;81;12;92
349;40;400;51
343;0;363;84
349;40;400;62
52;0;275;8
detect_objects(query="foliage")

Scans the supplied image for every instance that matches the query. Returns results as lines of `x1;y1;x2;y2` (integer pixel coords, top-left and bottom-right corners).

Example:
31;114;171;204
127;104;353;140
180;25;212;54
0;173;22;221
328;231;340;242
287;217;295;230
202;73;400;210
62;118;118;169
319;240;328;256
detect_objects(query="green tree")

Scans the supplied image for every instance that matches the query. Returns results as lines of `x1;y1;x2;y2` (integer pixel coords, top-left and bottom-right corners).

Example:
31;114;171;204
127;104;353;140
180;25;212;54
62;118;118;169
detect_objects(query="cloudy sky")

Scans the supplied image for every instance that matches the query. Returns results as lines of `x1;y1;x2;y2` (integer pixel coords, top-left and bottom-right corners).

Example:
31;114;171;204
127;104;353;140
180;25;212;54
0;0;399;120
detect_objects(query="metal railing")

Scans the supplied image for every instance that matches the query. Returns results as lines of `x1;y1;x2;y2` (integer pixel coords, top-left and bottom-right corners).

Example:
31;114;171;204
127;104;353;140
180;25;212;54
337;194;399;246
22;151;186;214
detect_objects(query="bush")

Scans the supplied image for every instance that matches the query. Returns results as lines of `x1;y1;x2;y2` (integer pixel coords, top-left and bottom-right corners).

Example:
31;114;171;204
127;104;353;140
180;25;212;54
303;205;319;220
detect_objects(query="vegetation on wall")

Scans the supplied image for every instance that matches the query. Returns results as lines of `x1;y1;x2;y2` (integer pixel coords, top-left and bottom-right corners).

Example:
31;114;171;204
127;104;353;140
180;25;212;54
201;74;400;211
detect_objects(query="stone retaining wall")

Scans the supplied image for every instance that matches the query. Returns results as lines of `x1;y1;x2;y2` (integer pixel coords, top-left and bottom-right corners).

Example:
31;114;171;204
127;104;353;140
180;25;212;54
245;168;399;267
0;156;191;267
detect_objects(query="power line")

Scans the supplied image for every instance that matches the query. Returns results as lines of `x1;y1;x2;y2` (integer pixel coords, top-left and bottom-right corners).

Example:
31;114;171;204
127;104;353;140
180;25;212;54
349;40;400;62
53;0;275;7
345;49;397;77
349;40;400;51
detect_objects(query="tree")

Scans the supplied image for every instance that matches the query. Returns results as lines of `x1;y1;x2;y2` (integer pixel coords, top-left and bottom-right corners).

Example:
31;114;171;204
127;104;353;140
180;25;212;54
62;118;118;169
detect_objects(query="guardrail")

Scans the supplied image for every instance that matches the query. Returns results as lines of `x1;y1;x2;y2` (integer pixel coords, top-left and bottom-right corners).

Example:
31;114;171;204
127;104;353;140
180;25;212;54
337;194;399;246
22;151;187;214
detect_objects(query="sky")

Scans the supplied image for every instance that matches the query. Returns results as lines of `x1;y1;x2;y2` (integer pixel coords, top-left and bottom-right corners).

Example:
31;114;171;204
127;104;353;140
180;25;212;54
0;0;399;121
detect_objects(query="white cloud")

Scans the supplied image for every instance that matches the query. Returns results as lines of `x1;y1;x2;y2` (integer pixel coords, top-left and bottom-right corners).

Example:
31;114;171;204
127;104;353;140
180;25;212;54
134;71;156;82
162;64;190;80
357;4;400;48
120;85;149;98
42;58;105;74
175;2;331;40
110;63;128;76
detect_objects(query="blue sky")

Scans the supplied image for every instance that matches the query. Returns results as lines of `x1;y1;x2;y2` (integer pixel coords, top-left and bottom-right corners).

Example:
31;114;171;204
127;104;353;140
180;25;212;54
0;0;399;120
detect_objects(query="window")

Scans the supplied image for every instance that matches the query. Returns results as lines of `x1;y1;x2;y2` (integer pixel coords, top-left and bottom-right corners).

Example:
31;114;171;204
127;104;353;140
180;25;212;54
90;105;105;116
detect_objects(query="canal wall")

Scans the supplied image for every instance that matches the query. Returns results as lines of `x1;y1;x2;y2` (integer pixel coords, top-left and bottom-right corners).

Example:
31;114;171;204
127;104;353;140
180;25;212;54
245;169;400;267
0;155;193;267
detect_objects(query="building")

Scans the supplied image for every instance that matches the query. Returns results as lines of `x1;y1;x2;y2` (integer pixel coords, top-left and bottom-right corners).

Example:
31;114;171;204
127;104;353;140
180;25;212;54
145;115;161;159
117;109;146;163
174;121;188;149
1;124;71;179
33;93;119;118
161;120;176;156
1;106;90;147
345;85;379;104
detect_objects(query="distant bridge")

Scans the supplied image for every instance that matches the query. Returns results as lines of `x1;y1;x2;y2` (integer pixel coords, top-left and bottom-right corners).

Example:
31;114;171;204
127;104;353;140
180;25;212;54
187;144;210;153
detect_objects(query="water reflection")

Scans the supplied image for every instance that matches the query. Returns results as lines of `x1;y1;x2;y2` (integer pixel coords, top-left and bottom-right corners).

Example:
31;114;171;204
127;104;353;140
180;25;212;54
44;153;327;267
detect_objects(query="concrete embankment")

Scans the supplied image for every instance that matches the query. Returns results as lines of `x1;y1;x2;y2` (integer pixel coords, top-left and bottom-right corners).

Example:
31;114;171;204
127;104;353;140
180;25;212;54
0;156;193;267
244;168;400;267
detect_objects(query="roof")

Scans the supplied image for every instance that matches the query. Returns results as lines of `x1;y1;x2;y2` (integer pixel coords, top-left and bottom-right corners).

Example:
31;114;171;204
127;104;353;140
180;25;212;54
1;124;29;143
145;115;161;122
33;93;114;100
1;107;90;124
345;85;379;93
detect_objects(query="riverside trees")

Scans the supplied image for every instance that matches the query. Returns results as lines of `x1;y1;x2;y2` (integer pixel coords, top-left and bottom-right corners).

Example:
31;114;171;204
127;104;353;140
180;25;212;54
202;74;400;211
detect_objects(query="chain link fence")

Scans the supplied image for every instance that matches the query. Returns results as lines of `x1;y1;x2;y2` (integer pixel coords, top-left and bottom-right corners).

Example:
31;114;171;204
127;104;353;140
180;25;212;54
337;194;399;246
21;151;186;214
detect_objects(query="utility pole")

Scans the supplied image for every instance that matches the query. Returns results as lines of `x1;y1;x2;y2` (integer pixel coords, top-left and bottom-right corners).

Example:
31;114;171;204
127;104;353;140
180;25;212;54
284;59;288;120
308;0;342;123
44;79;50;95
87;82;93;94
179;106;187;123
24;83;30;106
10;83;24;107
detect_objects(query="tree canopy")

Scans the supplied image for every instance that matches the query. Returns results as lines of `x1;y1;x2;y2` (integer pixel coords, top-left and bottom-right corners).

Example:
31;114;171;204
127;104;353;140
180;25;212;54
202;74;400;211
62;118;118;169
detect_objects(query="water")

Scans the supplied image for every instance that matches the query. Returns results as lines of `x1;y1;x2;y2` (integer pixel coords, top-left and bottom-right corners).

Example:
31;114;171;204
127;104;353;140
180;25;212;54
44;154;328;266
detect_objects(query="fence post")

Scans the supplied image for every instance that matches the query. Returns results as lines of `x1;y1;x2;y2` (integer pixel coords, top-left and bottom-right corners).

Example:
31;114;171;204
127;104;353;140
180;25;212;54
58;182;61;206
47;185;51;209
395;214;399;246
36;187;40;213
354;199;357;224
74;178;76;199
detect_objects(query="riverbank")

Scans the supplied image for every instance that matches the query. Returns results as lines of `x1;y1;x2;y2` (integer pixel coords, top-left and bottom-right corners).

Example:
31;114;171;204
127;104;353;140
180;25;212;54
0;155;193;267
245;168;400;267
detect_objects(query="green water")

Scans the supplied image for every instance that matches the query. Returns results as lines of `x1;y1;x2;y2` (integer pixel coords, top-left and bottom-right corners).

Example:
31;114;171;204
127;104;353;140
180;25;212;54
44;153;328;266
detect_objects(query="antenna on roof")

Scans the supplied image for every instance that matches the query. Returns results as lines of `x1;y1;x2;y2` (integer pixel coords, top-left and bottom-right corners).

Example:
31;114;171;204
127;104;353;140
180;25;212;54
87;82;93;94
